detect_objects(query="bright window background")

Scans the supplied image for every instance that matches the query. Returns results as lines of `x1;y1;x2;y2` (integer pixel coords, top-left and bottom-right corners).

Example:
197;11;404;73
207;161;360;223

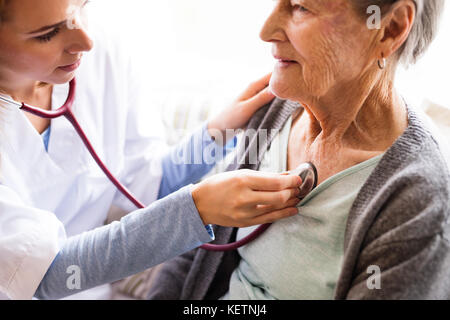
88;0;450;111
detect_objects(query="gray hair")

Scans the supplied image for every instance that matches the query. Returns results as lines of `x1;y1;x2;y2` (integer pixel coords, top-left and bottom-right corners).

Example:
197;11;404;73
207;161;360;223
352;0;445;65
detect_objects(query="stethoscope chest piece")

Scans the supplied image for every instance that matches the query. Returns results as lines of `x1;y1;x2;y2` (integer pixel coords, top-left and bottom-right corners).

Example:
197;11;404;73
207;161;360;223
289;162;318;199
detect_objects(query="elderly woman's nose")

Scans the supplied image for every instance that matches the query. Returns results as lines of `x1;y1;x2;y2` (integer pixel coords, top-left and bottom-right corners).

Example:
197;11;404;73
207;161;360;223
66;27;94;54
260;8;287;43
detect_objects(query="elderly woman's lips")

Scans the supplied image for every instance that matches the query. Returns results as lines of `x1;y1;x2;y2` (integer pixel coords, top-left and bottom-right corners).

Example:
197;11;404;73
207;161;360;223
275;59;297;68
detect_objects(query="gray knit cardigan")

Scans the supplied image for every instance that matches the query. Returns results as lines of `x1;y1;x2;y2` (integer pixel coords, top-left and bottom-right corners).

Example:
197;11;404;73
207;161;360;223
147;98;450;300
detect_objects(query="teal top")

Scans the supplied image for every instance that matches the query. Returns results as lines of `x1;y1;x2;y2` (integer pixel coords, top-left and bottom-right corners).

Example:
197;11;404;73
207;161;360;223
222;116;384;300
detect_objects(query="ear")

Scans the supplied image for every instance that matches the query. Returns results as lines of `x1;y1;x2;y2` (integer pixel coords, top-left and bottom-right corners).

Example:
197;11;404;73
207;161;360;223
378;0;416;59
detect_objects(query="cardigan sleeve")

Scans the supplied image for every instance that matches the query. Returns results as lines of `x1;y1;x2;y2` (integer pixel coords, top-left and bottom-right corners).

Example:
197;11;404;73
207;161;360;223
346;234;450;299
344;177;450;299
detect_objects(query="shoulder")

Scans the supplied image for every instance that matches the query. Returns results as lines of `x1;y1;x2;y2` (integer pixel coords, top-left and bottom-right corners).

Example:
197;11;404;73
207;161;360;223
387;104;450;193
360;104;450;247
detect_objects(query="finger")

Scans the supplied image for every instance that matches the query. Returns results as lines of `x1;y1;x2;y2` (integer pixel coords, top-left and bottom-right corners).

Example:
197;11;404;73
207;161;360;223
248;188;300;206
246;172;302;191
245;207;299;226
256;197;300;215
238;73;272;101
242;87;275;114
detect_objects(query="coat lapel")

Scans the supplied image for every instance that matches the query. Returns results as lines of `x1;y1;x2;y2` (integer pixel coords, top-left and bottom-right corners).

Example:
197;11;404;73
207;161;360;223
228;98;301;171
0;83;88;212
187;98;301;299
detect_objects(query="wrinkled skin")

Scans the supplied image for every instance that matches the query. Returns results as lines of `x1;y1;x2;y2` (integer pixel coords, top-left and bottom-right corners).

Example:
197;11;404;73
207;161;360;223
260;0;414;183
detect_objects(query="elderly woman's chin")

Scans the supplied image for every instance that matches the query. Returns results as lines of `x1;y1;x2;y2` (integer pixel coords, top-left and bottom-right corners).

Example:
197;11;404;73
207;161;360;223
269;70;304;102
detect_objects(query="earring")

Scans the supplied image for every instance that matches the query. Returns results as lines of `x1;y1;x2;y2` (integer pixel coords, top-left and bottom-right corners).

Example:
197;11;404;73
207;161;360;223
378;57;386;70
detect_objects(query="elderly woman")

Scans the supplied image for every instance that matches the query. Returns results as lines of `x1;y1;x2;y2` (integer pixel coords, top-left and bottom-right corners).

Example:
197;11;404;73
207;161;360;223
146;0;450;299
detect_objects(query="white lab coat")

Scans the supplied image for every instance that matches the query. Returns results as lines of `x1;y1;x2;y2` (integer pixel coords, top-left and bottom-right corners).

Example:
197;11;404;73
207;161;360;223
0;26;167;299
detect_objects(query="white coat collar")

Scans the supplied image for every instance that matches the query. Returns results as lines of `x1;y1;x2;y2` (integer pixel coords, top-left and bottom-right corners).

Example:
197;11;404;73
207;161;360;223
0;83;91;204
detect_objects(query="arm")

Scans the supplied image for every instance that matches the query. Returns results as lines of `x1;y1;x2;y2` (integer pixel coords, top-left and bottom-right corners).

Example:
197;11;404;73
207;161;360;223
35;185;213;300
113;72;273;211
344;181;450;299
346;235;450;299
157;73;275;199
158;123;236;199
35;169;302;300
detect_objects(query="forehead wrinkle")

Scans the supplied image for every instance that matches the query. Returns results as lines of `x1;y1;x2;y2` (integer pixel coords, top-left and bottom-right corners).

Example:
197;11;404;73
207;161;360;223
320;0;351;13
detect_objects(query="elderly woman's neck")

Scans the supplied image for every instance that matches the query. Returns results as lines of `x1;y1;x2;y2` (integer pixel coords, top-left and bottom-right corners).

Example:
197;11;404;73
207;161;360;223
299;74;408;152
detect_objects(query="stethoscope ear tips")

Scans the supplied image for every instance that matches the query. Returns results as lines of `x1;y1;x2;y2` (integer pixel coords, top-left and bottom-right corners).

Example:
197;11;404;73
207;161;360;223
289;162;318;199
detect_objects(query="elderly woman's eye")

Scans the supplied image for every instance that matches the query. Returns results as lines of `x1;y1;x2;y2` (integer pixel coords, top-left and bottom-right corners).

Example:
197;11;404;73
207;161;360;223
293;5;309;13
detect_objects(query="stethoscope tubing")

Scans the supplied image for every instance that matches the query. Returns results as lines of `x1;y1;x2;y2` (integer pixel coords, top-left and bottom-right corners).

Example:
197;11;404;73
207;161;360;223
19;78;147;210
16;78;271;252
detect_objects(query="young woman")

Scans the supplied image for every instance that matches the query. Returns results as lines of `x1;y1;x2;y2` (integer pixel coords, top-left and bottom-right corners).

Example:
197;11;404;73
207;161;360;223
0;0;303;299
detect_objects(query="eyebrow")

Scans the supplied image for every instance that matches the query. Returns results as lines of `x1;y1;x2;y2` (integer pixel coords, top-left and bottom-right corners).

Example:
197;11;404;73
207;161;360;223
291;0;322;9
26;20;67;35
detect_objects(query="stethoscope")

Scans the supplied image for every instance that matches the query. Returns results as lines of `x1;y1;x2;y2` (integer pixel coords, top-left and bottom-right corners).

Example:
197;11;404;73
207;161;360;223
0;78;318;252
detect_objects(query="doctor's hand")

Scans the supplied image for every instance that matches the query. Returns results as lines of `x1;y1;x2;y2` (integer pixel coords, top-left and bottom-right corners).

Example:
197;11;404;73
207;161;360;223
207;73;274;143
191;169;302;228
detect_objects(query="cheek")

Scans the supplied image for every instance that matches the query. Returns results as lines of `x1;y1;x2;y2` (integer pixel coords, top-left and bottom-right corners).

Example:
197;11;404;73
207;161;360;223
23;44;61;72
1;41;62;77
269;25;344;100
289;18;370;98
269;15;371;101
310;18;372;81
293;30;342;96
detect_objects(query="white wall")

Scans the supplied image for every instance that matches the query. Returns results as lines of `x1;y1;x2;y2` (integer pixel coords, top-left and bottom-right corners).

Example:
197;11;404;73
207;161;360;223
88;0;450;110
396;4;450;109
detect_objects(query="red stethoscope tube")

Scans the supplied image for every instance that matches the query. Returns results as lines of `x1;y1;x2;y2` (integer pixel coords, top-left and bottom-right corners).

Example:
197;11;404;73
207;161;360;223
19;78;317;252
21;78;145;210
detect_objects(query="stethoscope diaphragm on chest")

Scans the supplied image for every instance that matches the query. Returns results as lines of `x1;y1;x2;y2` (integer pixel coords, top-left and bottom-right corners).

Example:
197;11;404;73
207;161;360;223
289;162;318;199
